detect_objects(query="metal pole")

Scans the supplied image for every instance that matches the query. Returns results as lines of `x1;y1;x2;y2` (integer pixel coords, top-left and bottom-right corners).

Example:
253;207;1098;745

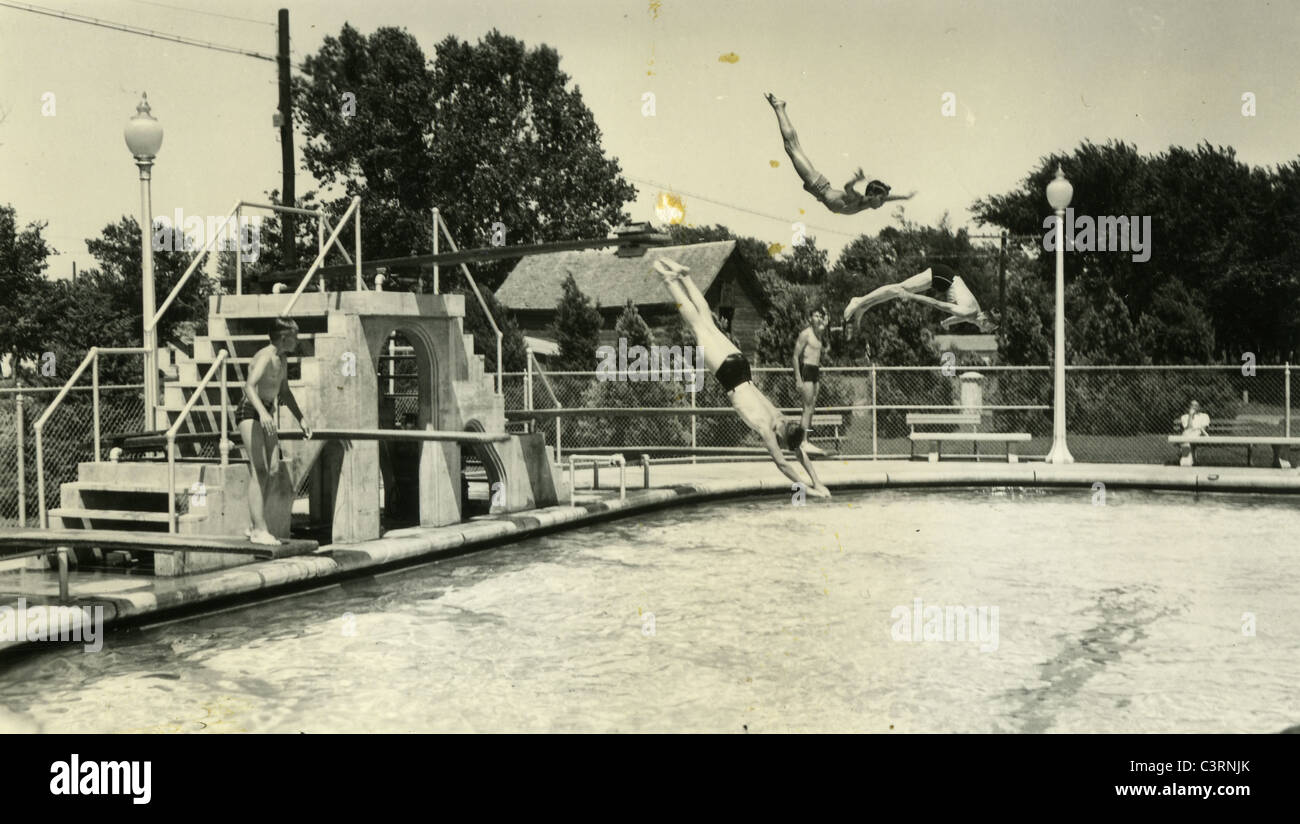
220;364;230;467
871;364;878;459
690;368;698;465
16;392;26;528
139;159;157;431
556;417;562;462
1287;363;1292;437
167;435;177;533
388;337;396;396
354;202;362;291
641;454;650;489
318;209;325;264
1047;205;1073;463
235;204;243;295
92;352;101;462
432;207;440;294
57;548;69;603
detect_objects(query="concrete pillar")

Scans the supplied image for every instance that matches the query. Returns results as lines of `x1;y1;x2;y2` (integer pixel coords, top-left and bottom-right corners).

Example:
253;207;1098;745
960;371;984;432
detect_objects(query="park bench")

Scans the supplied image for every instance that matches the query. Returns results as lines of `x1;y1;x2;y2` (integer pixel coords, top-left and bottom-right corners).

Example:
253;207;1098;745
807;413;846;452
1169;417;1291;467
906;411;1030;463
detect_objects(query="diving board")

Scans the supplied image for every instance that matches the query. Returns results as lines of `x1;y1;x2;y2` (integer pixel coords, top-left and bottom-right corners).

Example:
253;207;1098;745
0;529;318;561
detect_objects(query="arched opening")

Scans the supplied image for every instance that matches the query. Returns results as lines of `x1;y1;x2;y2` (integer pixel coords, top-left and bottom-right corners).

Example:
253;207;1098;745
461;419;507;517
377;328;436;527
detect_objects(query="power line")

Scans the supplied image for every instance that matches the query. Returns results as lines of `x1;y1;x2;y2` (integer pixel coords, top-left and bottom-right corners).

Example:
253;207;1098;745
625;174;860;240
0;0;275;62
123;0;274;27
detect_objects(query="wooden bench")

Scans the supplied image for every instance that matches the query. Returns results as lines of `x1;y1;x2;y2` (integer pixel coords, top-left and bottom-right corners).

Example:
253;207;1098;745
808;413;846;452
1169;432;1297;468
908;432;1033;463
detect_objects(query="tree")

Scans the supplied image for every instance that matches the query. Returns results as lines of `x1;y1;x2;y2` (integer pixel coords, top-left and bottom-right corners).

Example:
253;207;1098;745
550;274;602;372
0;204;55;369
295;26;636;289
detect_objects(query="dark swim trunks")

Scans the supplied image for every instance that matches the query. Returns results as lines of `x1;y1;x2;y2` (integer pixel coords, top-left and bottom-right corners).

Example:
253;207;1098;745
802;172;832;199
715;353;753;393
235;396;258;424
800;362;821;383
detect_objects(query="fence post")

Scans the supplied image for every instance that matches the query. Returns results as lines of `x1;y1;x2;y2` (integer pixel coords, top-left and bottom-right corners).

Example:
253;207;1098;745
16;392;25;528
690;368;698;465
1287;363;1292;438
871;364;878;460
92;353;101;462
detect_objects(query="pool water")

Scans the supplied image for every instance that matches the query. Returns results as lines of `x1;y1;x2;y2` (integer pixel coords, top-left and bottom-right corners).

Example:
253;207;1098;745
1;487;1297;733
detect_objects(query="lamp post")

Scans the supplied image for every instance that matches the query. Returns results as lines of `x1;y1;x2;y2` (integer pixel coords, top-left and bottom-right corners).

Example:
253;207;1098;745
124;94;163;431
1045;166;1074;463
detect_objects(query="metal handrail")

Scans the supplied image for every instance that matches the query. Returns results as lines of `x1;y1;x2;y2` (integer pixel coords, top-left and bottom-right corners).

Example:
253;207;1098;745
435;213;503;395
148;200;241;333
528;350;563;458
33;346;148;527
165;350;229;533
281;196;361;316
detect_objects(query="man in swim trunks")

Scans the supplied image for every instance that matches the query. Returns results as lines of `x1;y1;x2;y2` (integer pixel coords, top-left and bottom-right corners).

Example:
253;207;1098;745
237;317;313;545
766;92;916;215
793;307;829;446
843;263;998;332
654;257;830;497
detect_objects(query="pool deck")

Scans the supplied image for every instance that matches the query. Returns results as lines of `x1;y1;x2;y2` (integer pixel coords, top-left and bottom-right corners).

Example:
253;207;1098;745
3;457;1299;652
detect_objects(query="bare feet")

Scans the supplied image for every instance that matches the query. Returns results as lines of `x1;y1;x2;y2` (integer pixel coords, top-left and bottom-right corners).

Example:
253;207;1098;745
764;92;785;109
653;258;690;281
249;529;280;547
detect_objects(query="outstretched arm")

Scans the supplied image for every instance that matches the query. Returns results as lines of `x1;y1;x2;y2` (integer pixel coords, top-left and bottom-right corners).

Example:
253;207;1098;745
897;291;966;316
758;429;829;496
883;190;917;202
278;379;312;438
795;447;830;495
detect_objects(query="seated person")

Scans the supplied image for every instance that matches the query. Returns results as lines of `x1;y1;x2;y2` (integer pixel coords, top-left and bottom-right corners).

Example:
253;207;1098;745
1176;400;1210;466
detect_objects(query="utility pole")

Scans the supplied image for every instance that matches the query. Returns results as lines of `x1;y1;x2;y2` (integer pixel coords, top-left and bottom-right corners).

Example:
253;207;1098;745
278;8;296;268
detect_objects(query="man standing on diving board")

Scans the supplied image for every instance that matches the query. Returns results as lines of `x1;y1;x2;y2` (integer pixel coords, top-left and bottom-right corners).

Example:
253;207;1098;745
654;257;830;497
765;92;916;215
843;263;998;333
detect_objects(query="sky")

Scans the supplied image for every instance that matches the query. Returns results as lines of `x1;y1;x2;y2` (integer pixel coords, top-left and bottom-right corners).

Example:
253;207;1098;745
2;0;1299;279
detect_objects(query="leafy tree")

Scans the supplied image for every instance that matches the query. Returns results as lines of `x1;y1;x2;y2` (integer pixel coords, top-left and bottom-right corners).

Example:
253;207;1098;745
0;204;55;369
295;26;636;289
550;274;602;372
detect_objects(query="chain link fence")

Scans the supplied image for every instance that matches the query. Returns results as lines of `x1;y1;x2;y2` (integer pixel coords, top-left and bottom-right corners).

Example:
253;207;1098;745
505;364;1295;465
1;385;148;527
2;366;1292;528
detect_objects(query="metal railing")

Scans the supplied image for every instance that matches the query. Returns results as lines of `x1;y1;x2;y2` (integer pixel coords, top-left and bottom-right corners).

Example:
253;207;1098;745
234;200;354;295
281;196;363;316
527;349;564;457
165;350;229;533
434;210;503;395
32;347;149;528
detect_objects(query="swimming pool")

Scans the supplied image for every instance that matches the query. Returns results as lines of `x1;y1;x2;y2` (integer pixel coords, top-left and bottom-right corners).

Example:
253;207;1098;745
1;486;1296;733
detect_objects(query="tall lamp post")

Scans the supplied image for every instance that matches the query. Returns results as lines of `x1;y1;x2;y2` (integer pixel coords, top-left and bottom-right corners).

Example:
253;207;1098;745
124;94;163;430
1045;167;1074;463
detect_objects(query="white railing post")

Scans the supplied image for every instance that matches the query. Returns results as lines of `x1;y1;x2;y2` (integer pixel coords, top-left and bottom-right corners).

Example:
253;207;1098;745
1287;363;1292;438
220;363;231;467
432;207;440;294
354;202;362;291
690;368;698;464
871;364;878;460
167;432;177;533
92;351;101;462
16;392;25;528
318;209;325;264
235;204;243;295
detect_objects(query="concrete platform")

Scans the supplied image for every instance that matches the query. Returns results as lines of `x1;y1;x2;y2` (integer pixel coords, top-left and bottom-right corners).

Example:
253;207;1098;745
4;457;1299;654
